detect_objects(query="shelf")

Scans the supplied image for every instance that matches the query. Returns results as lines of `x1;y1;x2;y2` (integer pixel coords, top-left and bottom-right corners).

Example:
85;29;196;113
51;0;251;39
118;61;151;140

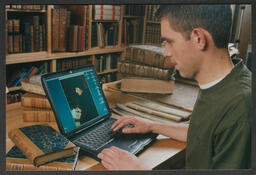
123;15;144;18
97;69;118;75
6;9;46;13
92;20;120;22
146;20;160;24
6;47;125;65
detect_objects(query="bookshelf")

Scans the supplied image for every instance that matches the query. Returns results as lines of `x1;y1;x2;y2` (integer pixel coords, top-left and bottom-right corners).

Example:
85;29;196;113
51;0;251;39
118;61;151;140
6;5;125;94
6;4;162;97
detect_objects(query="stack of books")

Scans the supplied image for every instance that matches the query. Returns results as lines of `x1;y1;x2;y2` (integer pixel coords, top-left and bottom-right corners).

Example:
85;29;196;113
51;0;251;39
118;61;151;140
21;93;55;122
7;124;79;170
117;45;176;94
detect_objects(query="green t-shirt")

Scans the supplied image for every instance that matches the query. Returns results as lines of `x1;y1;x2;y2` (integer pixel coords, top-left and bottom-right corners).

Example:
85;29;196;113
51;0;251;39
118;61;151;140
186;59;252;169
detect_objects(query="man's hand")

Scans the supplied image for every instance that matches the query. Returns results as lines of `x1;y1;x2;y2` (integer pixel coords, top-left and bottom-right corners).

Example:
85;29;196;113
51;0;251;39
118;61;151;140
97;146;150;170
112;116;154;134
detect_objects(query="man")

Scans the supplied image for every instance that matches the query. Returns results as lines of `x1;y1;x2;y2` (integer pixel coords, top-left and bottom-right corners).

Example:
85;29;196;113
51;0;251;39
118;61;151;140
97;5;251;169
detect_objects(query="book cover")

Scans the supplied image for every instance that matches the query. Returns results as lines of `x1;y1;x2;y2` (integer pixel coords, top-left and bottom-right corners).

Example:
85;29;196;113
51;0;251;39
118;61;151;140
22;107;55;122
8;124;79;167
6;146;79;170
21;93;51;109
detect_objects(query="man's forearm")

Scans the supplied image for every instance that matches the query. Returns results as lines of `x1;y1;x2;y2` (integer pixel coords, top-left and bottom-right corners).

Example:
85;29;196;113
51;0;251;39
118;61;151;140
149;122;188;142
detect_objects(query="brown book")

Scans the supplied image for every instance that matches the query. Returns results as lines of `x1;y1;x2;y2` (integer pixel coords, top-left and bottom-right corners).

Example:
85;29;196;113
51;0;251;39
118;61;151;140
59;8;67;51
13;19;20;53
68;25;78;52
21;93;51;109
19;34;23;53
118;61;175;80
6;146;78;170
7;20;13;53
52;9;59;51
121;78;174;94
30;25;34;52
22;107;55;122
8;124;79;167
77;26;85;52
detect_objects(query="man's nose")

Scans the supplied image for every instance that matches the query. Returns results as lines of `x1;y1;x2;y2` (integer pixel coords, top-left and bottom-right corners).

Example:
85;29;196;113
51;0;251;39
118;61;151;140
163;47;172;58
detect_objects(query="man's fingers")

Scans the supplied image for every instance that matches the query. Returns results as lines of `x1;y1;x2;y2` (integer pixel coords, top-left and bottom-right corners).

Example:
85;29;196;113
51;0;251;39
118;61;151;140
112;117;135;131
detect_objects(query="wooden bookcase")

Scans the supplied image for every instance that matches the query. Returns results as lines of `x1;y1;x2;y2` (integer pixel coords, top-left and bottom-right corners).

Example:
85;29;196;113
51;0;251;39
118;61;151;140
6;4;162;94
6;5;125;92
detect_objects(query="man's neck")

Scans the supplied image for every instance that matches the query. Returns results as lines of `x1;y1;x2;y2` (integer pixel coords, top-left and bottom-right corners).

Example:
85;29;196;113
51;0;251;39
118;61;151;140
195;49;234;86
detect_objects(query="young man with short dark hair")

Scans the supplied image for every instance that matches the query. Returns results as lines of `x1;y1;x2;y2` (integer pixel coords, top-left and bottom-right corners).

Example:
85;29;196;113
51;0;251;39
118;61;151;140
97;5;252;169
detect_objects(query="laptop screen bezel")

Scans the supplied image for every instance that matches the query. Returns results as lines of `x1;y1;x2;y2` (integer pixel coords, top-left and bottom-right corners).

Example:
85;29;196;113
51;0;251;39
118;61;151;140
41;64;112;138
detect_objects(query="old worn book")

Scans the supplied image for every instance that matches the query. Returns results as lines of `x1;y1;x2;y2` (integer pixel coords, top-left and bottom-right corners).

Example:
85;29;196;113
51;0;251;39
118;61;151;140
21;78;45;95
8;124;78;167
22;107;55;122
6;146;79;170
21;93;51;109
118;61;175;80
120;78;174;94
52;8;59;51
123;45;174;68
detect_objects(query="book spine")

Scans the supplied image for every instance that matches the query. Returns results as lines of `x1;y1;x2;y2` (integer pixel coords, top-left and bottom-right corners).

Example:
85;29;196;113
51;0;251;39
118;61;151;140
7;20;13;53
22;110;56;122
68;25;78;52
6;160;71;170
24;23;31;52
52;9;59;51
13;19;20;53
30;25;34;52
59;8;67;51
21;96;51;109
39;25;43;51
33;16;40;52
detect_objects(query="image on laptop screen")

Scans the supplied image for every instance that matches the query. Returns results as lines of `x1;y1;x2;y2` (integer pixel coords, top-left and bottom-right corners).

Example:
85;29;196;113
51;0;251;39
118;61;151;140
43;67;109;134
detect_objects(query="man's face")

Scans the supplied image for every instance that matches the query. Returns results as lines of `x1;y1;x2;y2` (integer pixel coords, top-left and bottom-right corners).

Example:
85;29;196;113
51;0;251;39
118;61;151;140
161;17;201;79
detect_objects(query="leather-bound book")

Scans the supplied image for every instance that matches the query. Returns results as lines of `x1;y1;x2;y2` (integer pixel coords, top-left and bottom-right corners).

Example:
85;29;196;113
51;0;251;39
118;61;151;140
6;146;79;170
21;93;51;109
8;124;79;167
22;107;55;122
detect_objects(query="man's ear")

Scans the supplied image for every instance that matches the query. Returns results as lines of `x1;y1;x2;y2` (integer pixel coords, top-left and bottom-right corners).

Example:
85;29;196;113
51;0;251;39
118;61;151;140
191;28;207;51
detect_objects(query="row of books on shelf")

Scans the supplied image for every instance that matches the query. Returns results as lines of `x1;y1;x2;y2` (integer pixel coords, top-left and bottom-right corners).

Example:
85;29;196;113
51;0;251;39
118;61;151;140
123;19;144;45
144;24;161;44
6;91;24;104
94;53;120;73
7;17;46;53
98;73;117;84
56;56;92;72
124;5;145;16
6;5;46;10
92;22;119;48
94;5;121;20
146;5;160;22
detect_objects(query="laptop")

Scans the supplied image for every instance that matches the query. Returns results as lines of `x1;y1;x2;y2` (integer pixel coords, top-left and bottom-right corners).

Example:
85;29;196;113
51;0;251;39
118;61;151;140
41;65;158;161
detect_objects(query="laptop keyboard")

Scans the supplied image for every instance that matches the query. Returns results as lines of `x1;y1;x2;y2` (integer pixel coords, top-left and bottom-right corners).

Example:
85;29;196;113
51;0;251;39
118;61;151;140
73;119;116;151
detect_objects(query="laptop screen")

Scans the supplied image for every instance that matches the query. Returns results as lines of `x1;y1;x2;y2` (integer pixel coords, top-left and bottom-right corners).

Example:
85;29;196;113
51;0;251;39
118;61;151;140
42;65;110;135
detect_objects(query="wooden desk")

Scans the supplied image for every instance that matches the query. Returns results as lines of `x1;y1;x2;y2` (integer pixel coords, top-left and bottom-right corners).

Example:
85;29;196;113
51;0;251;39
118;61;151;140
6;81;199;170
